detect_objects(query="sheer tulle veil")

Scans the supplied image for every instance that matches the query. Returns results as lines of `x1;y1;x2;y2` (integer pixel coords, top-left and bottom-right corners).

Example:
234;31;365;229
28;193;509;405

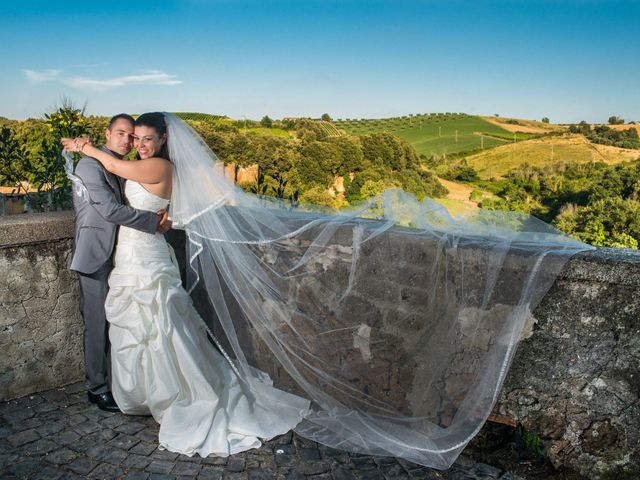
121;113;596;468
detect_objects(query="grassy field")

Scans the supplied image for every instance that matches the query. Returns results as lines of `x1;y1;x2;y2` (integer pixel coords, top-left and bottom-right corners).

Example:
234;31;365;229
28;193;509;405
482;131;541;142
244;127;290;137
335;113;515;158
465;134;640;179
176;112;292;137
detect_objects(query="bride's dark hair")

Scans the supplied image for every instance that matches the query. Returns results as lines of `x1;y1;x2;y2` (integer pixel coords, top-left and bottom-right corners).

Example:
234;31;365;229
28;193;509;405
135;112;170;161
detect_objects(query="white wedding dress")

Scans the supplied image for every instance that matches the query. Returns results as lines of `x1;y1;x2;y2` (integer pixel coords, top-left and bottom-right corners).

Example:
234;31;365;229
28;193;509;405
105;180;311;457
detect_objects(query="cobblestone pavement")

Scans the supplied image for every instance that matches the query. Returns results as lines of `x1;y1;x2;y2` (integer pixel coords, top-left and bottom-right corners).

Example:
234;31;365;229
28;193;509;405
1;382;523;480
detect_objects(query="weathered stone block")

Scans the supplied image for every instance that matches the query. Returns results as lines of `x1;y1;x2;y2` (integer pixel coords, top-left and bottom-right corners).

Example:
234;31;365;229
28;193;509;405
0;233;83;401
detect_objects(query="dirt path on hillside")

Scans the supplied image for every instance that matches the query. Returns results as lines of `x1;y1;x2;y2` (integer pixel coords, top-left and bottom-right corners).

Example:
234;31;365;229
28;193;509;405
438;178;486;210
480;117;557;134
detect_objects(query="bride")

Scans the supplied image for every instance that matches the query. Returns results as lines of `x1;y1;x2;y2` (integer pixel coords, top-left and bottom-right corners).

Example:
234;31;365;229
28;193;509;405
63;112;590;469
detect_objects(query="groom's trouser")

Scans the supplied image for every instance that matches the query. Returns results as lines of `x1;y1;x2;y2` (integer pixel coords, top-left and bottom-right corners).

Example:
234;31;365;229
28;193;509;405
77;260;112;395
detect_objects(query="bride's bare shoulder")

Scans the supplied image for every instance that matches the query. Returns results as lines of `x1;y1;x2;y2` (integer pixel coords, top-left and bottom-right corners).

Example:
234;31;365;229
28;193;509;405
141;157;173;169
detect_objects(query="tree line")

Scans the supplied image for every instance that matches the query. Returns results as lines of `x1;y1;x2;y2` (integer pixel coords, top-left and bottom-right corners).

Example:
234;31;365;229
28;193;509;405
479;160;640;248
0;108;446;212
186;117;447;206
4;107;639;249
569;121;640;149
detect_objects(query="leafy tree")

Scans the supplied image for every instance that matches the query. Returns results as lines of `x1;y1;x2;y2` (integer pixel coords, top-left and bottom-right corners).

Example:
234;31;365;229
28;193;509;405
361;132;418;171
298;141;342;187
270;171;299;206
10;119;53;166
541;117;550;123
327;136;364;175
569;121;591;135
554;197;640;248
480;158;640;248
321;113;332;122
360;179;394;198
84;116;110;147
578;124;640;149
260;115;273;128
299;186;335;208
27;139;72;211
441;160;479;182
249;168;268;197
190;122;231;160
295;119;331;141
225;134;253;167
469;189;484;202
0;127;31;194
608;116;625;125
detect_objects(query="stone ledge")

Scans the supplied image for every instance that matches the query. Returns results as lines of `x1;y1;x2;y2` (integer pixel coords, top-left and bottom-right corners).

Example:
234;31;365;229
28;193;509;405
563;247;640;286
2;210;640;279
0;211;74;247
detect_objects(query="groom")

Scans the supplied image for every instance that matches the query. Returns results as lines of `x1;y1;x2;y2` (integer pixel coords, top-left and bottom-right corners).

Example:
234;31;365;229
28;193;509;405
70;113;171;412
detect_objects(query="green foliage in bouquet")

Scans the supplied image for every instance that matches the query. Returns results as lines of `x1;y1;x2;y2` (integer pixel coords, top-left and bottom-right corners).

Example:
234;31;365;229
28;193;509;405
45;101;88;141
31;100;90;211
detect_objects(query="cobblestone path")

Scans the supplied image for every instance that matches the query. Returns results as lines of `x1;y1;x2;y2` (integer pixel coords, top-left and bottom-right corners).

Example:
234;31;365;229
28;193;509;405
1;382;523;480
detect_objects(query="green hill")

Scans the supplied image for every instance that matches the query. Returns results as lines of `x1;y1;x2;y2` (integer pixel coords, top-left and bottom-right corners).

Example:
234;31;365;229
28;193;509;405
335;113;517;158
173;113;520;158
173;112;228;122
465;134;640;179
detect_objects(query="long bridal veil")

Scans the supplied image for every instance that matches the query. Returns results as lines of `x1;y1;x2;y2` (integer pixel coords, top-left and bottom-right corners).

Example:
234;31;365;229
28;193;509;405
164;113;588;468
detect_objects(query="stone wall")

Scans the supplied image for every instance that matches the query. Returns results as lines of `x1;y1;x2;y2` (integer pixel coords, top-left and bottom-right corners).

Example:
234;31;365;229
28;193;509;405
0;212;83;401
497;248;639;479
0;212;637;479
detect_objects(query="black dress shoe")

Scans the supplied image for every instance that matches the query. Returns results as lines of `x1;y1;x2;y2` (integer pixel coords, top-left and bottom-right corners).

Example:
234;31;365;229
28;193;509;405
88;391;121;412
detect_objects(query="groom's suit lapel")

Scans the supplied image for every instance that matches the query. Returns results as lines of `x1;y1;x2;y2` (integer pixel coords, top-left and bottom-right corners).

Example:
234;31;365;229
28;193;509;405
99;146;125;201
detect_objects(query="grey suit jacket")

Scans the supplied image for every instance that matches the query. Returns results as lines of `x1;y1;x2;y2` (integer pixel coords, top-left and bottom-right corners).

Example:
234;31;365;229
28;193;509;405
70;146;158;274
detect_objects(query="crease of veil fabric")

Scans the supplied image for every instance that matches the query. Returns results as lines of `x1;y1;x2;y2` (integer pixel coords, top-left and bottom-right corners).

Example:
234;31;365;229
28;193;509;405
72;113;593;469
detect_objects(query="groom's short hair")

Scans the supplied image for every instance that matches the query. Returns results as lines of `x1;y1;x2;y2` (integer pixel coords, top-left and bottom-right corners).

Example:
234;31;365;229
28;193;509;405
108;113;135;130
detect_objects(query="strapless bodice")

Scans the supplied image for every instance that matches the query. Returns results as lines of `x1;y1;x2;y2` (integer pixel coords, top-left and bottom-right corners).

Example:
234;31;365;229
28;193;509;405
117;181;170;247
124;180;169;211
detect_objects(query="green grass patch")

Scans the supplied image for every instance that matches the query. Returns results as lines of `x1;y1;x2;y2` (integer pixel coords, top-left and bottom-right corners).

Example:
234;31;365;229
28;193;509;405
246;127;290;137
482;131;542;142
335;114;512;157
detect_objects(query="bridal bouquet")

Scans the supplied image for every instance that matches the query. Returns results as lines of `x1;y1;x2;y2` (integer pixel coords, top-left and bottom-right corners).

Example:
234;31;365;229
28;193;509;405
45;104;87;141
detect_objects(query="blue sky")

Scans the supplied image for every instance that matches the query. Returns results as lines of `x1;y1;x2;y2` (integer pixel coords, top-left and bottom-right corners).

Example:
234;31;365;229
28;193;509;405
1;0;638;123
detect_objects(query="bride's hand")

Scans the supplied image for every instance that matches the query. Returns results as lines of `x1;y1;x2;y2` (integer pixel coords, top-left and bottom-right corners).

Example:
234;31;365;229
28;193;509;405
61;137;92;153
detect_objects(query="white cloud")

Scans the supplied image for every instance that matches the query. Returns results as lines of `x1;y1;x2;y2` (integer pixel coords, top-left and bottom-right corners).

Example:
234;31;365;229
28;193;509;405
63;70;182;91
22;69;63;83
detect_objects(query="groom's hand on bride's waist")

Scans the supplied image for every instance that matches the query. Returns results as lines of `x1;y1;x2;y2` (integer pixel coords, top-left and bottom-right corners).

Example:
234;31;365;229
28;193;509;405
157;209;172;234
